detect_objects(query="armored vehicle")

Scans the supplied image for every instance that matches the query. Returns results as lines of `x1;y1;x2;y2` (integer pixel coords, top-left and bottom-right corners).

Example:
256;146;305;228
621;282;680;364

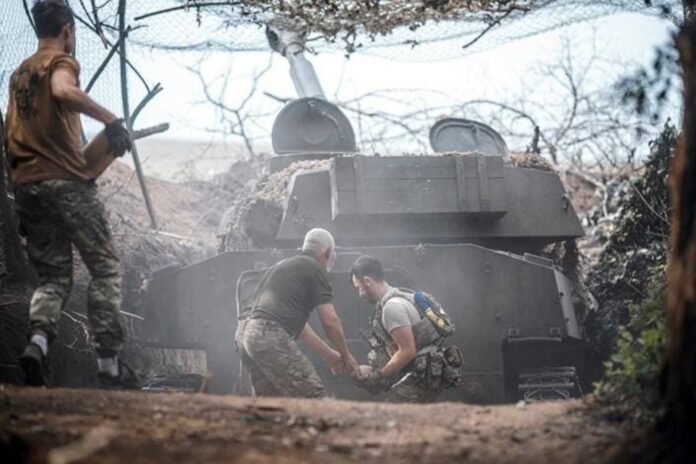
143;22;587;403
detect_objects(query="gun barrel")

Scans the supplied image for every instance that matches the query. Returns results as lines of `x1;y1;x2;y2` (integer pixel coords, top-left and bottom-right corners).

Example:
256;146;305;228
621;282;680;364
287;53;325;99
266;18;326;99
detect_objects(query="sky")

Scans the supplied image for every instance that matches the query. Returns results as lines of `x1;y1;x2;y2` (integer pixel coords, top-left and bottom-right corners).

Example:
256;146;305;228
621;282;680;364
7;8;673;180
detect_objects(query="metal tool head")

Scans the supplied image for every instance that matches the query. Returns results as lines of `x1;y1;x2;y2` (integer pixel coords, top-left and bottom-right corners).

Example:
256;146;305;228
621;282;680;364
272;97;356;154
430;118;508;156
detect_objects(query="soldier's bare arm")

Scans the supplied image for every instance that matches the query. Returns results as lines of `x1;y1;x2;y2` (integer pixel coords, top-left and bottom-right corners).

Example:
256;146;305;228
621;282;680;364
297;323;345;374
316;303;359;375
51;67;118;124
380;325;417;377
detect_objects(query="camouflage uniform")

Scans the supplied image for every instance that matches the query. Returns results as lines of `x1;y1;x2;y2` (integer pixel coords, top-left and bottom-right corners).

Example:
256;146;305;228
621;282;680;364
239;318;326;398
364;289;459;404
233;317;252;394
386;372;441;403
15;179;124;354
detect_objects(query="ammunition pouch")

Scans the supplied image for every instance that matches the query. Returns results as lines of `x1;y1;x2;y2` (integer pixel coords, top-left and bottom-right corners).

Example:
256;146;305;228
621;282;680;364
368;287;462;392
442;345;464;387
412;345;463;390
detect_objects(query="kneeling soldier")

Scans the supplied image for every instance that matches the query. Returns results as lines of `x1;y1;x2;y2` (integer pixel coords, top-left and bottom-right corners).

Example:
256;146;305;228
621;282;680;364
350;255;463;403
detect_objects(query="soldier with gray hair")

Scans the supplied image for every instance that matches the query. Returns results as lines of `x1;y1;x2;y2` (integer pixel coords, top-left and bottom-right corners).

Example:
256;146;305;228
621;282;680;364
237;228;359;397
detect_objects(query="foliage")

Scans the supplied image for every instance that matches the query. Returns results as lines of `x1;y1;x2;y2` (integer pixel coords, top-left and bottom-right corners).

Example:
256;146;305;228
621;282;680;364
584;122;674;378
172;0;532;52
616;41;680;125
594;289;666;413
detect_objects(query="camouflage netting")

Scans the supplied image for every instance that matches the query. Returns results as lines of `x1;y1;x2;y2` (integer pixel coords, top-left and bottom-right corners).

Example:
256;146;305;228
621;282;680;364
106;0;681;58
150;0;533;54
218;158;331;251
0;0;682;117
583;123;675;380
195;0;527;36
507;152;555;171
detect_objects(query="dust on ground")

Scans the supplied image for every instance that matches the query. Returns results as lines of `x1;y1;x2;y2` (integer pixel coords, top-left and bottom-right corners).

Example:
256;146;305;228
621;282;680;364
0;386;634;464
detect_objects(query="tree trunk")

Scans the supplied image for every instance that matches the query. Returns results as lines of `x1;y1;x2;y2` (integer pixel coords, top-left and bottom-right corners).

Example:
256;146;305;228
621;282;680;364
660;19;696;452
612;19;696;464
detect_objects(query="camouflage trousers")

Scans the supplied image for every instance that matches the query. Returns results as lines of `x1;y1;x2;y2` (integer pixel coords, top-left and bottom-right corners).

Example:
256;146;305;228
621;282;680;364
15;179;124;355
386;372;442;403
239;318;326;398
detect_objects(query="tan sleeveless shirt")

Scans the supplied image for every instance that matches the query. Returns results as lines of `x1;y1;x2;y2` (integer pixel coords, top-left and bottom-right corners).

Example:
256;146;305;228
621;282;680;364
5;49;88;186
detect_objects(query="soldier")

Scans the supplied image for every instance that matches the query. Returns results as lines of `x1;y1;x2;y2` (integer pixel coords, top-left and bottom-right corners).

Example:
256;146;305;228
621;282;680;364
237;228;359;398
350;255;462;403
5;0;135;388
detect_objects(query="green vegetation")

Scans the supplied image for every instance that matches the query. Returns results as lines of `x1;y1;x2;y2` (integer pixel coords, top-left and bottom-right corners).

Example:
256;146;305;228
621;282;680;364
595;287;666;415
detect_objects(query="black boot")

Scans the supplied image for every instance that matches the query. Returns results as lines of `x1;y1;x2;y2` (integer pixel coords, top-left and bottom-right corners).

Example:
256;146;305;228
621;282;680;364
20;343;49;387
98;359;140;390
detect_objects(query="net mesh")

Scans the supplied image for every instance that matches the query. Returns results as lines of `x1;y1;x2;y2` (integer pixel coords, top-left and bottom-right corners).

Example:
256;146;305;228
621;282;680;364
117;0;679;60
0;0;681;152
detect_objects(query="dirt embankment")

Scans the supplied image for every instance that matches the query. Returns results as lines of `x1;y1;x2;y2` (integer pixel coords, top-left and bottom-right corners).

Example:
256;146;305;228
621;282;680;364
0;386;636;464
0;159;239;387
0;152;656;464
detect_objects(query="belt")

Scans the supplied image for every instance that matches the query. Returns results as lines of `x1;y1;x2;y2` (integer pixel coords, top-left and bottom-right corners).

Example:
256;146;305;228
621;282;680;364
248;317;287;335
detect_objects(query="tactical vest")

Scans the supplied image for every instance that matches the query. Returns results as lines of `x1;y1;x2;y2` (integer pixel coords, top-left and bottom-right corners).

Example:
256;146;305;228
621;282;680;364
368;288;462;390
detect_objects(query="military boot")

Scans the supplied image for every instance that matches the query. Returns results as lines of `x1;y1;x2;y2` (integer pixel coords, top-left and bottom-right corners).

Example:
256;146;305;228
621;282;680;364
20;342;50;387
98;360;141;390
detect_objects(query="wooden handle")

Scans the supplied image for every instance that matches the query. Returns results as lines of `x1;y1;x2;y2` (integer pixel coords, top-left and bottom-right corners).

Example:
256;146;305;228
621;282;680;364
83;129;121;179
83;123;170;179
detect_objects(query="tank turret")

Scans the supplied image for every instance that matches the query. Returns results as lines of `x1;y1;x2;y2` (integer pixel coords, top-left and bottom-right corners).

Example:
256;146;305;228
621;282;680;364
266;18;356;168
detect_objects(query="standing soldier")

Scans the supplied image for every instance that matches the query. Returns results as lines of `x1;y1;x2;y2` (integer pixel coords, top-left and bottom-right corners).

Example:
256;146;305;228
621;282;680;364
5;0;134;388
350;255;462;403
237;228;359;398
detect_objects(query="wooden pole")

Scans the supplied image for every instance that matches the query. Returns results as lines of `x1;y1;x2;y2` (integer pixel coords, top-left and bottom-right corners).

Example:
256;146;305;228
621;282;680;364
118;0;158;229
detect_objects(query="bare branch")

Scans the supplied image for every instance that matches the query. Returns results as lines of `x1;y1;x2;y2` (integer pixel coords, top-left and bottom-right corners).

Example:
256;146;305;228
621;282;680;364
135;1;243;22
188;55;274;156
461;8;516;49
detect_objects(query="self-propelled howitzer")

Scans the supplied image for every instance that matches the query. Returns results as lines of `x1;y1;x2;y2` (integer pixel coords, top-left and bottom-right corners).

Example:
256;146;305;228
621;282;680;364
142;20;587;402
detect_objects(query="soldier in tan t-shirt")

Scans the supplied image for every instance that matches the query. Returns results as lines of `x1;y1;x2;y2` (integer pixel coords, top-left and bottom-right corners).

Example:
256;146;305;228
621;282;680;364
4;0;135;389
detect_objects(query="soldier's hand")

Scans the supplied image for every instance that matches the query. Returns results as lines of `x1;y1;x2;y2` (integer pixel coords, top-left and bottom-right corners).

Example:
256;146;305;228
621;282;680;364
104;118;132;156
342;352;360;378
353;368;390;394
356;365;373;380
325;349;345;375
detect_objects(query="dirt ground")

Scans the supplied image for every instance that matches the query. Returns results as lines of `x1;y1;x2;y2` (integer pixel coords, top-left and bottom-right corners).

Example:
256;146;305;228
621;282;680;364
0;386;638;464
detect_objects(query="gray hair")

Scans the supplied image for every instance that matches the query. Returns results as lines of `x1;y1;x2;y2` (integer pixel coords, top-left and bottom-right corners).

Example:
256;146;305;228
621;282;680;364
302;228;335;254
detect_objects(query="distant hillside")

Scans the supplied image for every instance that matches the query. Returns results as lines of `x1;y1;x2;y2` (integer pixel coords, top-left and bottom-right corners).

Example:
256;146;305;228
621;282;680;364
111;136;270;182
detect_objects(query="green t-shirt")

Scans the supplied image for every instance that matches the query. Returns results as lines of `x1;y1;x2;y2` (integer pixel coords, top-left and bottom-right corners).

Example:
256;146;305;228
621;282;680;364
250;251;333;337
